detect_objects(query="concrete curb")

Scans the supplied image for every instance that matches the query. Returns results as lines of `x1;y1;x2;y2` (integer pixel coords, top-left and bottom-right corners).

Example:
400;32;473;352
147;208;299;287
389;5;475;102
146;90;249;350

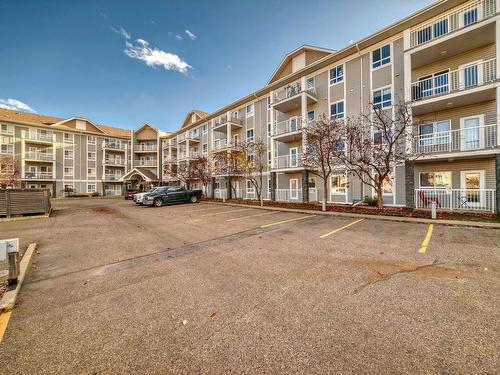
0;243;37;312
201;201;500;229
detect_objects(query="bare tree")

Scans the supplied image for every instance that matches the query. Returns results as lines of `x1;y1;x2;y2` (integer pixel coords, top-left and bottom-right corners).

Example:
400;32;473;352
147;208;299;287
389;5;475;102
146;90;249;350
340;102;412;208
238;140;267;205
0;155;20;188
303;115;345;211
190;156;212;196
172;160;197;190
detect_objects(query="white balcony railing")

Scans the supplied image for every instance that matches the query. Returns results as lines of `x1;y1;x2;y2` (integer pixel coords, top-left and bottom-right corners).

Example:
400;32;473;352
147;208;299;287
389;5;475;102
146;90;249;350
214;189;227;199
273;82;317;104
410;0;497;48
415;188;496;212
274;117;303;136
273;153;303;169
23;171;54;179
104;174;122;180
24;152;54;161
178;151;200;159
411;59;496;101
275;189;303;202
22;131;55;143
413;124;498;154
134;144;157;152
104;158;126;166
134;159;157;166
103;141;126;150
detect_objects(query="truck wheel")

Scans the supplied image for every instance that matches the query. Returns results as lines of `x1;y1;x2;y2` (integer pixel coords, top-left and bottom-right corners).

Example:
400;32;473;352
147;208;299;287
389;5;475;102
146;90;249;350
153;198;162;207
190;195;198;203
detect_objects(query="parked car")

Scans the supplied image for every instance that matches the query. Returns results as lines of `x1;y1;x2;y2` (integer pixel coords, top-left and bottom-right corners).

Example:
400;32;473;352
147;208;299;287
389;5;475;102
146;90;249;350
143;186;203;207
123;189;138;200
133;188;159;205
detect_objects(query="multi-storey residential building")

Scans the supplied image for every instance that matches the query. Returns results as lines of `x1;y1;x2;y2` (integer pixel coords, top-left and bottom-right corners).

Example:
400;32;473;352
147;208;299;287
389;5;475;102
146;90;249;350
1;0;498;213
0;109;131;197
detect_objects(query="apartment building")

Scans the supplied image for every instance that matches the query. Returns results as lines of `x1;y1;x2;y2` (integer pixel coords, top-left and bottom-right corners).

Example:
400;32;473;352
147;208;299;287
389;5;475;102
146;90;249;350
161;0;500;213
0;109;131;197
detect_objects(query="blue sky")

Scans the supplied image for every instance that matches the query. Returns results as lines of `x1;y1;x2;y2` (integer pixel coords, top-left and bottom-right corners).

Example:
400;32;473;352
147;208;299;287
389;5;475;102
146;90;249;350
0;0;433;131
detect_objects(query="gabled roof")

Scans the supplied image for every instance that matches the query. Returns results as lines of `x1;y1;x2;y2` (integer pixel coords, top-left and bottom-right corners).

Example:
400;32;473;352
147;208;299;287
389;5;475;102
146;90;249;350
50;116;106;134
266;45;335;85
120;167;158;182
135;123;159;133
181;110;208;129
0;108;131;138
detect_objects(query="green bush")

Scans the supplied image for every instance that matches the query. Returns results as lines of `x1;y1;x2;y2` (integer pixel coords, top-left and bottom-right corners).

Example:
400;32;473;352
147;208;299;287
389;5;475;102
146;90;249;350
363;195;378;206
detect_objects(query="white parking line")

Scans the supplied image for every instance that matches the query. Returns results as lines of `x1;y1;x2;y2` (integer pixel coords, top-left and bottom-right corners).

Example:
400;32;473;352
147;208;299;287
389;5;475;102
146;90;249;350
226;211;278;222
200;208;252;217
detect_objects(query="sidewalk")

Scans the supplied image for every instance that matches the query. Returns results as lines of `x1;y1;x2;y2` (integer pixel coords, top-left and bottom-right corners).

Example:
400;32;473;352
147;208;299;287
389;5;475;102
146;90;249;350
203;201;500;229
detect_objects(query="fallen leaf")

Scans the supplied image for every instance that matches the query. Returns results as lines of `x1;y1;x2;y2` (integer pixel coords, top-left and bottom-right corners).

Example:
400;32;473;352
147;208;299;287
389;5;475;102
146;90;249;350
210;312;217;318
377;271;385;277
181;320;188;325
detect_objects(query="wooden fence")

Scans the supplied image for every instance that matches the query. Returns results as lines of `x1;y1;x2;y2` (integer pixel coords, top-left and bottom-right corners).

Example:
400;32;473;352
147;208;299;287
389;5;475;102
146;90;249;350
0;189;51;218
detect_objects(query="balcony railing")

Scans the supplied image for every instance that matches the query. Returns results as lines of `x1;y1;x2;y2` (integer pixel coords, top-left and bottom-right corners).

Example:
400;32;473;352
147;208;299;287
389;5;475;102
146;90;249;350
0;127;14;135
163;155;177;162
413;124;498;154
214;189;227;199
274;117;303;136
273;83;316;104
134;144;157;152
134;159;157;166
22;131;55;143
275;189;302;202
104;158;126;166
411;59;497;101
214;116;243;128
415;188;496;212
410;0;497;48
24;152;54;161
23;171;54;179
104;174;122;181
178;151;200;159
273;153;303;169
103;141;126;150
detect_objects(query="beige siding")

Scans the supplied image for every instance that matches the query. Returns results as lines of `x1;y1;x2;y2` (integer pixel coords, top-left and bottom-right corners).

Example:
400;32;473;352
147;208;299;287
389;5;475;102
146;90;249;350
372;64;392;90
136;126;157;140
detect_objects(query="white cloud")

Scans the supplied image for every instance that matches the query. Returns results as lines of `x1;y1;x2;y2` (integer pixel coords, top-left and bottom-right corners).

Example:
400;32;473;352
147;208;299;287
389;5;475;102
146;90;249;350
0;98;36;112
185;30;196;40
111;26;131;40
124;39;192;74
175;34;183;41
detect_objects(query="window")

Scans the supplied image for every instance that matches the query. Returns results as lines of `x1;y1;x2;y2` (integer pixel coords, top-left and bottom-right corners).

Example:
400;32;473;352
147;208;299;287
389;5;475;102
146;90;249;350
419;120;451;146
87;184;96;193
64;133;74;143
415;70;449;99
329;65;344;85
463;7;478;27
419;171;452;188
268;151;272;166
307;111;315;122
330;101;345;119
87;136;96;145
373;87;391;109
375;173;393;195
372;44;391;69
1;144;13;154
246;104;254;118
246;128;254;141
64;183;74;190
307;77;315;90
267;97;271;109
267;123;272;137
202;124;208;134
202;143;208;154
64;149;73;159
331;175;347;194
64;167;73;177
232;110;239;119
87;152;96;160
87;168;96;177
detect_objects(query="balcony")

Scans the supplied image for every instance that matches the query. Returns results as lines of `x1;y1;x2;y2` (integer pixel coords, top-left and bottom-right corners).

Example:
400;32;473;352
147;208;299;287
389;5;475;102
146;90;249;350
178;133;200;144
275;189;303;202
213;139;243;152
272;82;317;113
273;117;303;142
213;116;243;131
273;153;304;170
103;141;126;151
134;144;157;152
178;151;200;160
163;139;177;149
103;158;126;166
0;126;14;135
409;0;497;50
410;59;497;114
104;173;122;181
163;155;177;163
22;131;55;144
214;189;228;199
134;159;157;167
23;171;54;180
24;152;54;162
415;188;496;212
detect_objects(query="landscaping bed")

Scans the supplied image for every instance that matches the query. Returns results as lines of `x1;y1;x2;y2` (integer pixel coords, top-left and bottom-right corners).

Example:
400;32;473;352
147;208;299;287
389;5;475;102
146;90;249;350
203;198;500;223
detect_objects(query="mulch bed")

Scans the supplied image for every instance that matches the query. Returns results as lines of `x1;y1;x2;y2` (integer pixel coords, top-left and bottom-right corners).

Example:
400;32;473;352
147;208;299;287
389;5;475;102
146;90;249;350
203;198;500;223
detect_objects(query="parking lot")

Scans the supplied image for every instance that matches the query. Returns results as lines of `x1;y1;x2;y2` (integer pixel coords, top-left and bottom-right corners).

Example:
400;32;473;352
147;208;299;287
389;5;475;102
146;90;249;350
0;197;499;374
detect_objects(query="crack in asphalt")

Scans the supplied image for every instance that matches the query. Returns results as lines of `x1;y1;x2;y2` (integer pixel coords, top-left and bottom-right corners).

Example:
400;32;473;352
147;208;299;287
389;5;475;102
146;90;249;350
353;260;445;295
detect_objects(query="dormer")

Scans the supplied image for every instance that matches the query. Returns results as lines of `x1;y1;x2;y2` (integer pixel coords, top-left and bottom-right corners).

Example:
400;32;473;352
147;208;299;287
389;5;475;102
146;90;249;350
181;110;209;129
51;116;106;134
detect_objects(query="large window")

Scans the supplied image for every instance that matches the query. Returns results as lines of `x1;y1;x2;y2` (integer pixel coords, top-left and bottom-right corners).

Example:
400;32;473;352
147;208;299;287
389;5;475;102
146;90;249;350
331;174;346;194
419;120;451;145
375;173;394;195
372;44;391;69
246;104;254;118
202;124;208;134
330;101;345;120
64;149;73;159
87;136;96;145
64;133;74;143
373;87;391;109
329;65;344;85
419;171;452;188
246;128;254;141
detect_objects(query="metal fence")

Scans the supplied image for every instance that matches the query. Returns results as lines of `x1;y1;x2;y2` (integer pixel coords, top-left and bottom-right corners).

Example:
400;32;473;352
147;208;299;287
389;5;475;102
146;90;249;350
0;189;51;218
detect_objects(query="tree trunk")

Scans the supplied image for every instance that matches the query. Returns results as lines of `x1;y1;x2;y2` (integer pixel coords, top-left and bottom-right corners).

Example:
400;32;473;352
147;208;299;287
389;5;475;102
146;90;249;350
376;186;383;209
322;177;328;211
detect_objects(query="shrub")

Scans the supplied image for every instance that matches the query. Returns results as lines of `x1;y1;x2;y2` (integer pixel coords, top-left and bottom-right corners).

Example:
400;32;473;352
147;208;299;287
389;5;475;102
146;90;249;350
363;195;378;206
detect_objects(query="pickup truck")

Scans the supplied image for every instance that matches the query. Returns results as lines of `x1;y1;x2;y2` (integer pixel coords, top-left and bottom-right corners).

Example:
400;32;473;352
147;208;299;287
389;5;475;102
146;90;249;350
133;188;158;205
143;186;203;207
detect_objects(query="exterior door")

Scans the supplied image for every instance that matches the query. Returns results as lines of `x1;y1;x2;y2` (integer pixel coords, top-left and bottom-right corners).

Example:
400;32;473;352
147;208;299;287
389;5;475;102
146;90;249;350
289;147;298;167
461;170;484;206
289;117;298;132
290;179;299;199
460;116;482;150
